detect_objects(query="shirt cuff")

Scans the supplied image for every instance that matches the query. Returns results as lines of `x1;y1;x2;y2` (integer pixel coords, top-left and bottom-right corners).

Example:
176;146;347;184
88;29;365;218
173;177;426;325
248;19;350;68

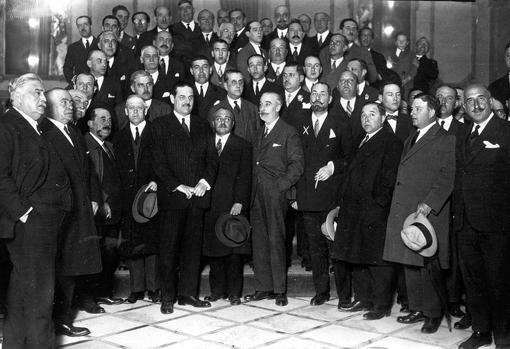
199;179;211;190
327;161;335;174
19;207;33;223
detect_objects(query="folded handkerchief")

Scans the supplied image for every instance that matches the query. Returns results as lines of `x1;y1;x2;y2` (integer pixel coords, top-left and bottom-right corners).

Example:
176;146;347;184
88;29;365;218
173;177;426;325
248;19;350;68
329;129;336;139
174;73;180;77
272;143;282;147
162;92;170;97
483;140;500;148
302;103;311;109
108;94;115;98
120;75;126;81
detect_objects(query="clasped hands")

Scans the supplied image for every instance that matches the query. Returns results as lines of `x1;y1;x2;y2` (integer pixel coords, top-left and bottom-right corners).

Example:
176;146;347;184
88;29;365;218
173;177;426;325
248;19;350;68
176;182;208;199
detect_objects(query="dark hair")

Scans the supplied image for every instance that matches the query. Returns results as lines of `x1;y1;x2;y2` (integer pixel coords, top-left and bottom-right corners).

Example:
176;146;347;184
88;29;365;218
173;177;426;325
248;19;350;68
223;69;243;83
348;58;368;71
76;15;91;26
172;81;194;96
229;8;246;19
380;79;402;95
363;101;386;116
247;53;267;67
435;85;458;99
283;62;304;76
212;38;230;51
112;5;129;16
190;54;211;66
131;11;150;24
246;20;260;32
414;93;440;116
153;6;170;17
288;19;303;31
178;0;192;6
311;82;330;96
339;18;358;30
359;27;374;38
208;106;234;123
102;15;120;27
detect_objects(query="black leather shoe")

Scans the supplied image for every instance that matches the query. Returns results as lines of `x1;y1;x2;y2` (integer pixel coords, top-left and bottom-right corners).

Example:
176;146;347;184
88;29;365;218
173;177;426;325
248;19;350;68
160;301;174;314
56;323;91;337
397;311;425;324
310;294;330;306
229;296;241;305
148;290;161;303
448;302;465;318
458;332;492;349
96;296;124;305
127;291;145;303
400;304;410;313
339;300;372;312
204;294;227;302
80;299;105;314
363;309;391;320
421;316;442;334
244;291;275;302
177;296;211;308
454;313;472;330
337;300;351;309
275;293;288;306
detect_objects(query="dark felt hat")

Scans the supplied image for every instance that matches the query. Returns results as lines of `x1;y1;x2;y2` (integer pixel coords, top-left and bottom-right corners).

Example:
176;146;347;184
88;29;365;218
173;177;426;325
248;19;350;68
215;213;251;248
132;183;158;223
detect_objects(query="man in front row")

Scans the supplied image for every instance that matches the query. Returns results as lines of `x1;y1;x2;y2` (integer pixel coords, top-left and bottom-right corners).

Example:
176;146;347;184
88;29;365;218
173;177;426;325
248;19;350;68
246;92;304;306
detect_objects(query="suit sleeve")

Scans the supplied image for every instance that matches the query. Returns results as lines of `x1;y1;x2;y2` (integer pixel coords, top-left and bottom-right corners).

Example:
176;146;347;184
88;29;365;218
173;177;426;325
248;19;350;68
202;134;219;188
150;121;182;192
234;141;253;208
373;138;403;207
63;45;74;83
276;129;304;192
332;121;353;173
424;135;456;214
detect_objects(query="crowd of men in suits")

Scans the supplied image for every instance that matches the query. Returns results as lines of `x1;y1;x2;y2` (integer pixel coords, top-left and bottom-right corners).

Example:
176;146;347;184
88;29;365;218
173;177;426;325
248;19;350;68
1;1;510;348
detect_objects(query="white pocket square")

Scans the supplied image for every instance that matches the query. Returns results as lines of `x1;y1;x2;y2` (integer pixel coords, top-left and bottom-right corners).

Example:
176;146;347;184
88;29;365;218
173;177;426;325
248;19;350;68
302;102;311;109
329;129;336;139
107;94;115;98
120;75;126;81
272;143;282;147
174;73;180;77
483;141;500;148
162;92;170;97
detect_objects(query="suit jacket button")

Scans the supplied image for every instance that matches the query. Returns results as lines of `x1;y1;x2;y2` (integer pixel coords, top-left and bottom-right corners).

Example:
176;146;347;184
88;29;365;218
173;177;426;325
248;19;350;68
256;161;259;165
396;181;401;185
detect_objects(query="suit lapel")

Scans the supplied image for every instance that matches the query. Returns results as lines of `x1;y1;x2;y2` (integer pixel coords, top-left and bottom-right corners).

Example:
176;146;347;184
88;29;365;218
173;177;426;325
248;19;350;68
401;123;440;162
465;117;498;165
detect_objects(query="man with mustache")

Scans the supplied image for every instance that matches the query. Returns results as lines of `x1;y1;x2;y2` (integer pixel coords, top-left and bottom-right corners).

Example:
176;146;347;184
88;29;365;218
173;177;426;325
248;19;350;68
210;39;236;89
135;6;172;57
319;33;349;91
243;54;284;108
266;38;288;87
262;5;290;51
87;49;122;113
63;15;99;84
285;20;315;68
237;21;267;83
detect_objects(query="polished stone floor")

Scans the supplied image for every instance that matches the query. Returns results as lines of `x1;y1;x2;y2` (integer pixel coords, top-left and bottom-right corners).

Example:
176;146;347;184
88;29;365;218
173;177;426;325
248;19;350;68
0;296;492;349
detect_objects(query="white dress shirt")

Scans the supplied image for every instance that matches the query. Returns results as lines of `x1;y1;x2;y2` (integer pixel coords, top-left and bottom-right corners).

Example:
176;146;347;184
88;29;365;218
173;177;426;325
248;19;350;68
415;121;437;142
130;120;146;140
48;118;73;146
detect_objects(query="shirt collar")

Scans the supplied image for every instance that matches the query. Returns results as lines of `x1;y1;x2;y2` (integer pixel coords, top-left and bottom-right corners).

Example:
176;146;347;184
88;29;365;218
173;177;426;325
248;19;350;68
277;28;288;37
473;112;494;135
250;41;261;54
195;81;209;92
253;77;266;87
215;132;231;145
318;30;329;40
290;43;302;52
13;107;40;134
285;88;300;104
417;120;436;135
174;110;190;121
227;96;241;109
89;131;104;146
236;27;245;36
130;120;146;136
145;99;152;109
366;126;383;139
438;115;453;130
157;27;169;32
182;21;195;31
265;117;279;133
82;36;93;45
357;81;366;95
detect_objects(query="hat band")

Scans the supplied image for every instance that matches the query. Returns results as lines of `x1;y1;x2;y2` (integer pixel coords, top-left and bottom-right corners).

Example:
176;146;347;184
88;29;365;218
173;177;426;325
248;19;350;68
410;222;432;251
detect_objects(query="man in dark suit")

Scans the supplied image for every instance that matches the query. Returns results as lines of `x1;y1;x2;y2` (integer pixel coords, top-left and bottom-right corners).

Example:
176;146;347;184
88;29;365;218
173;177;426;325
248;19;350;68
311;12;332;55
359;27;389;86
151;82;218;314
135;6;172;57
0;73;72;348
237;21;267;83
295;82;352;306
114;70;172;131
171;0;202;67
245;92;304;306
131;11;150;47
190;55;227;120
286;20;315;68
113;95;160;304
40;88;101;337
381;81;413;144
488;43;510;115
229;8;248;53
261;5;290;52
243;54;284;107
319;33;349;91
266;38;287;87
63;16;98;84
302;55;322;93
413;37;439;94
281;64;310;131
217;69;259;144
346;58;379;103
192;9;218;60
203;106;252;306
388;33;414;97
384;93;455;334
210;39;235;89
453;84;510;349
435;85;469;321
80;107;124;311
87;50;122;112
113;5;136;50
333;102;402;319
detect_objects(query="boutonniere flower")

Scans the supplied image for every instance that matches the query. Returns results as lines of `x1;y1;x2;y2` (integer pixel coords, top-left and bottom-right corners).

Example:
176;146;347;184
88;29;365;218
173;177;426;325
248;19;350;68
297;95;303;102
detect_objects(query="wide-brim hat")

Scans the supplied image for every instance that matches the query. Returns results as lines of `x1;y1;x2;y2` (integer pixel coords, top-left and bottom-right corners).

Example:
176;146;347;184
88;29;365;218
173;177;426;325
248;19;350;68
215;213;251;248
321;207;340;241
132;183;158;223
401;212;437;257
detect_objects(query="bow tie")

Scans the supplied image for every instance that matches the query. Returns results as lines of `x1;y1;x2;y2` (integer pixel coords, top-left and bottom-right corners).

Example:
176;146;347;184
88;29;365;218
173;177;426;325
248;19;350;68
386;114;398;120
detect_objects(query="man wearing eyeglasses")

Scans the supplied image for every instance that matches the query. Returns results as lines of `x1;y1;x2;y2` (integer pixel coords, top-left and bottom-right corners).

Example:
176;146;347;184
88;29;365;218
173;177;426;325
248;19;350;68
453;84;510;349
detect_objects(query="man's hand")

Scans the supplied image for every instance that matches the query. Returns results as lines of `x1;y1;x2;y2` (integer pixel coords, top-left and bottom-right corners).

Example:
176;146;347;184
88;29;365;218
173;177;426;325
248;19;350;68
145;181;158;192
91;201;99;215
103;202;112;219
416;202;432;217
315;162;334;182
193;182;208;197
230;203;242;215
176;185;195;199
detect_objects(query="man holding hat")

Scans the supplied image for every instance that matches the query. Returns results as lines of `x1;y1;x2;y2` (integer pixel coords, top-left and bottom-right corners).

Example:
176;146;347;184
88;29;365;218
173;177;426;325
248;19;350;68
383;93;455;334
113;95;160;304
203;106;252;306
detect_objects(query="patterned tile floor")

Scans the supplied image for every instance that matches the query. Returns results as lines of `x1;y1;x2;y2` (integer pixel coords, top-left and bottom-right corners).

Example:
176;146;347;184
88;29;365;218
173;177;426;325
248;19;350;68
0;296;495;349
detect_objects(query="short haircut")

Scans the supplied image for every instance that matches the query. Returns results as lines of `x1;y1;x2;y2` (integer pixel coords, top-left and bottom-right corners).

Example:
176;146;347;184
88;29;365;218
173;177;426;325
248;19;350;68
284;62;304;76
130;70;152;85
223;69;243;83
330;33;348;46
85;105;111;123
360;26;374;38
436;84;457;98
363;101;386;116
72;72;94;86
198;9;214;20
408;87;424;99
131;11;150;24
190;54;210;66
8;73;43;99
339;18;358;30
314;12;329;20
229;8;246;19
247;53;267;66
380;79;402;94
311;82;330;96
112;5;129;16
98;30;118;42
102;15;120;27
87;49;104;61
208;106;234;123
395;32;408;39
140;45;158;57
246;20;259;31
288;19;303;30
172;81;193;96
76;15;91;26
414;93;440;116
212;39;230;51
153;6;170;17
262;92;283;106
261;17;272;23
348;58;368;71
178;0;192;6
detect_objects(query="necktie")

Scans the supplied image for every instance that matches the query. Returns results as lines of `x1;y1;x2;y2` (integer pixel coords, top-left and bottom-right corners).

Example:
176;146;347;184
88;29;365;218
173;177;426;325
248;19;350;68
331;60;336;70
134;127;140;145
216;138;222;155
275;66;281;76
346;100;352;116
359;134;369;148
314;118;320;138
263;126;268;138
205;34;209;43
181;118;190;136
160;58;166;75
386;113;397;121
255;82;260;96
287;93;292;106
94;78;99;92
85;39;90;50
218;66;223;77
36;123;42;136
318;35;323;47
200;85;204;98
410;130;420;147
293;47;298;61
234;100;241;114
64;125;71;137
103;143;114;159
440;120;445;130
187;23;191;31
467;124;480;149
